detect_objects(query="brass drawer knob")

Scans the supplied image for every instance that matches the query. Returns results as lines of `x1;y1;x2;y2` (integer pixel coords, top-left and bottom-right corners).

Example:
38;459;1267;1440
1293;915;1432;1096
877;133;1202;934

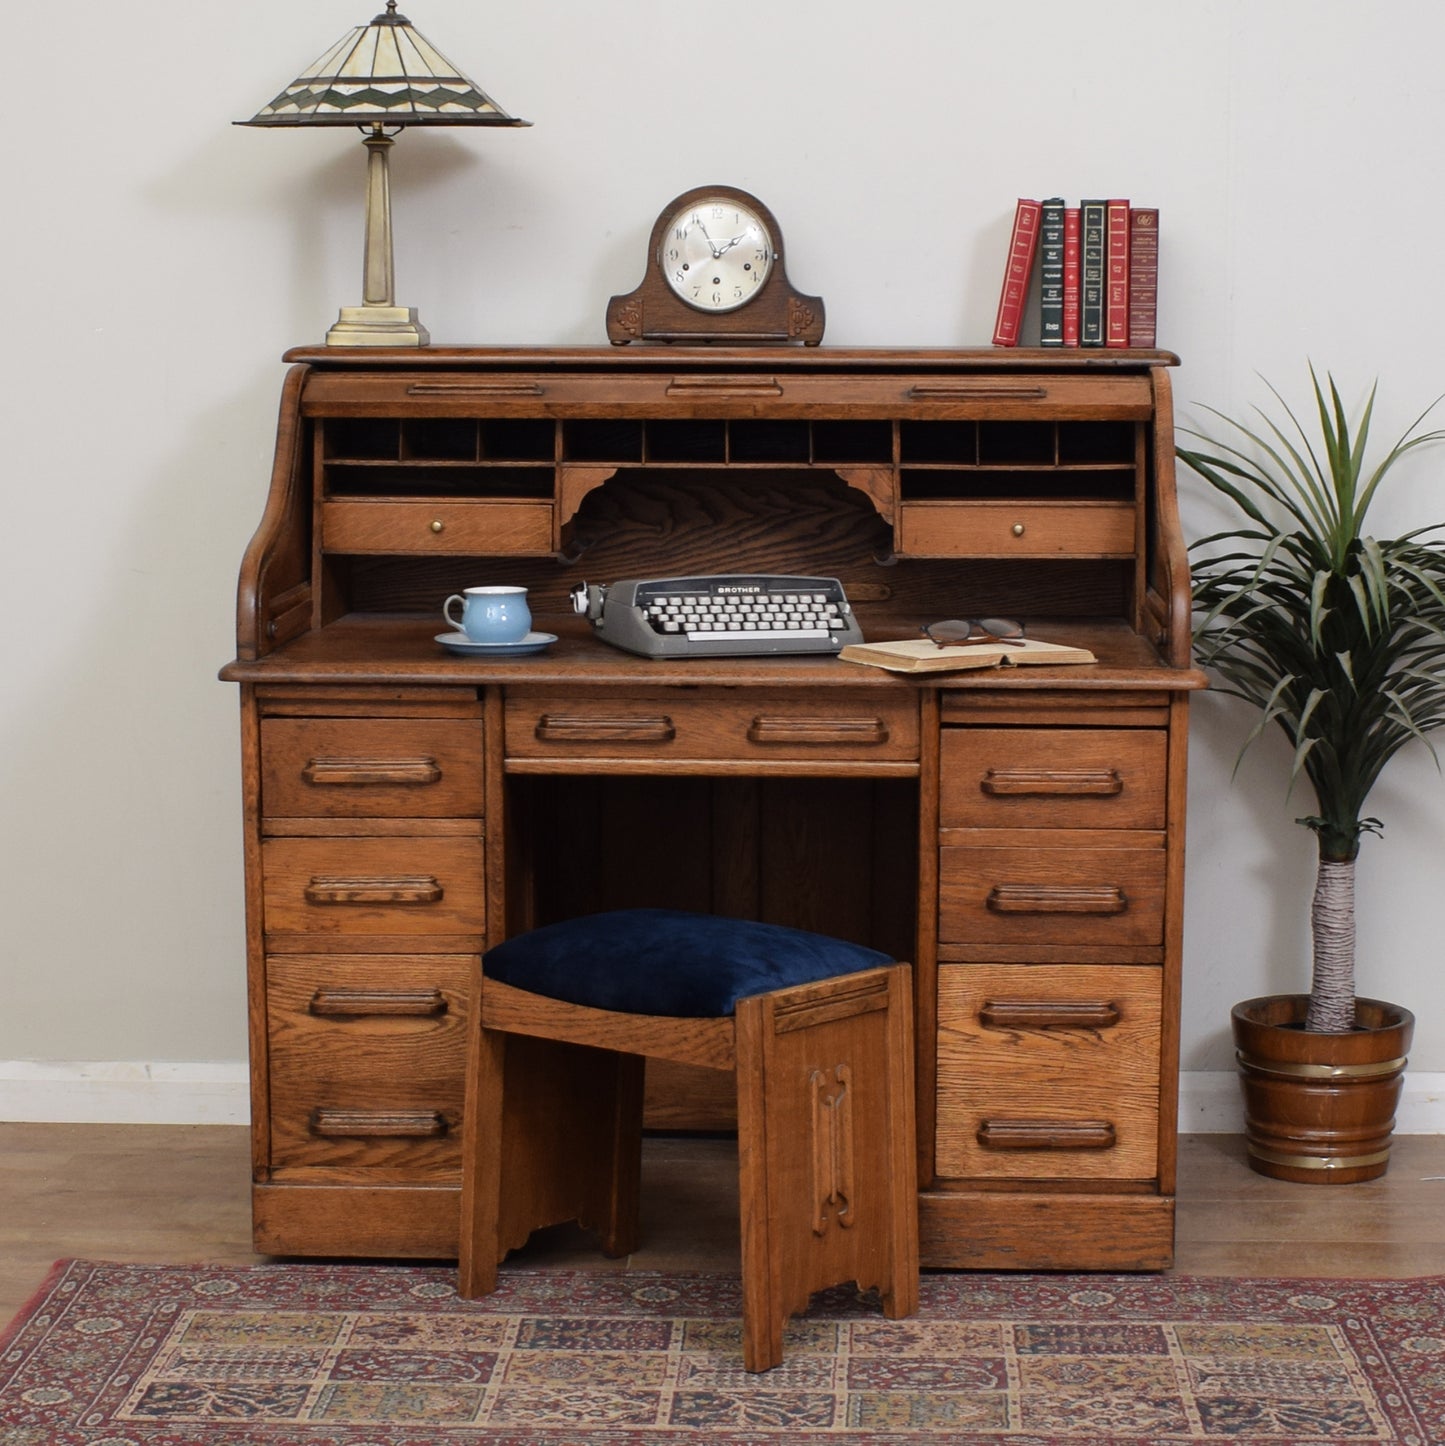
430;519;445;533
1011;522;1026;537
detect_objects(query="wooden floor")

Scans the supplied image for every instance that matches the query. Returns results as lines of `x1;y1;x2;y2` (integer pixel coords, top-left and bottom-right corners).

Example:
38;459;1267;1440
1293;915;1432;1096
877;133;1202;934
3;1125;1444;1329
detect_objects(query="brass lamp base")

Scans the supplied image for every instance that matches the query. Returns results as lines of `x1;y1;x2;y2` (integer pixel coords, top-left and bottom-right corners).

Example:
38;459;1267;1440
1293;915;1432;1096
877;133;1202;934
326;304;430;348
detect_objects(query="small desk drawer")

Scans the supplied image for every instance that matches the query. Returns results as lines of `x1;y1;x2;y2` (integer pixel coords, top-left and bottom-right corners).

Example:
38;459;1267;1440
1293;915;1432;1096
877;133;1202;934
262;718;484;820
939;844;1164;948
506;687;919;765
936;963;1161;1181
898;501;1135;558
266;954;470;1173
322;499;553;555
262;837;485;938
940;728;1166;830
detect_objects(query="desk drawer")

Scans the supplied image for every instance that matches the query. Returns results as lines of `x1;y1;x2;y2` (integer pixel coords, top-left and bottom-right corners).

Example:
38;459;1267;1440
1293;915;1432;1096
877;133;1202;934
262;718;484;820
266;954;469;1174
301;369;1155;417
936;964;1161;1181
898;501;1135;558
506;688;919;765
940;728;1166;830
322;499;553;555
939;844;1164;948
262;837;485;938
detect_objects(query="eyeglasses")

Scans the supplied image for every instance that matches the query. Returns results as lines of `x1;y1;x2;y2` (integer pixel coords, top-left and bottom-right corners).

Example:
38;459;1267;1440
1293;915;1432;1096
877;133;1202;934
921;617;1026;648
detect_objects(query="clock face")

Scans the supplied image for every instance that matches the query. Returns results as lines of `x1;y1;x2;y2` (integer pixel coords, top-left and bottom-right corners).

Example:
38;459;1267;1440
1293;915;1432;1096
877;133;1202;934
660;197;775;312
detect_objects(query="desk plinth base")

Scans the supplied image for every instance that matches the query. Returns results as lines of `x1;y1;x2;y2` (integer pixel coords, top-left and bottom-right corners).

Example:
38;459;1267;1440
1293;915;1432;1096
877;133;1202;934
253;1182;459;1258
253;1181;1174;1271
918;1188;1175;1272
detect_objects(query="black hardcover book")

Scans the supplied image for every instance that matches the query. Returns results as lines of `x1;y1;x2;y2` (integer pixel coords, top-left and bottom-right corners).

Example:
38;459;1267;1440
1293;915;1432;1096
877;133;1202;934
1038;198;1066;347
1080;199;1106;347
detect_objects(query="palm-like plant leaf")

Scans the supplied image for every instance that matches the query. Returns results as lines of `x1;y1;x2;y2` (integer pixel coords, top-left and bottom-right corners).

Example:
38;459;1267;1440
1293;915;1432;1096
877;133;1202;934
1182;369;1445;1029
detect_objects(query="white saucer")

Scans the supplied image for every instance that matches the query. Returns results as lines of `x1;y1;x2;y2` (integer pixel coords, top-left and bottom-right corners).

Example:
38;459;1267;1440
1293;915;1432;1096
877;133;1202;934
435;630;558;657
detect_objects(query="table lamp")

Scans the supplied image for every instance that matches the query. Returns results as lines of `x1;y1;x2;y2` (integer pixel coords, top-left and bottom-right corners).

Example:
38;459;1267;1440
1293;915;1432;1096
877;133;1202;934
237;1;530;347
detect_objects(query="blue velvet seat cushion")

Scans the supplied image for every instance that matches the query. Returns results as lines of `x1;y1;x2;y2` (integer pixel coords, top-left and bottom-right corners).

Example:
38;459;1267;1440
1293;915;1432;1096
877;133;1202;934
482;908;894;1018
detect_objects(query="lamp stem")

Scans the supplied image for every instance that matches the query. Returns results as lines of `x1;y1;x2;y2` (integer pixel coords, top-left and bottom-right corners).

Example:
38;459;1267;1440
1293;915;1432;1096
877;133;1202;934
326;123;428;346
361;124;395;307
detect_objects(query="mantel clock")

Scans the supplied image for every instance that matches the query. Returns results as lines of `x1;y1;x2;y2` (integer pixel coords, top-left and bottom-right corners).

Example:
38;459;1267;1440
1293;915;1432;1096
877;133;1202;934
606;185;825;345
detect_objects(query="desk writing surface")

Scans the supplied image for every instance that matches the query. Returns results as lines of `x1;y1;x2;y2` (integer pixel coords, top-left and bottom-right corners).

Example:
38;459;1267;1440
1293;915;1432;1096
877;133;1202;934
221;613;1202;691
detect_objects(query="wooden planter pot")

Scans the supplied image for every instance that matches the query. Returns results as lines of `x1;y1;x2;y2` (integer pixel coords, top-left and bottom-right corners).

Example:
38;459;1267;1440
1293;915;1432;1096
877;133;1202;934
1231;995;1413;1183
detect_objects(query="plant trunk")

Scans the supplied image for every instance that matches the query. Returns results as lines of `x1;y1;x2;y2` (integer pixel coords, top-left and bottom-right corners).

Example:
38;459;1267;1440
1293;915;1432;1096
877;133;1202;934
1306;856;1356;1031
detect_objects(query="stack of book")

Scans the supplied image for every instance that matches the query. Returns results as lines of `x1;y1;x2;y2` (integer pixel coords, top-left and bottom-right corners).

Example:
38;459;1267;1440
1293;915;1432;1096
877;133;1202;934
992;198;1158;349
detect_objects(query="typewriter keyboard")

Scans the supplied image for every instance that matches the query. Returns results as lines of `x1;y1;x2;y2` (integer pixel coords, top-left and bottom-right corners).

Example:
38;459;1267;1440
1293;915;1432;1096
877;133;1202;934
645;586;848;642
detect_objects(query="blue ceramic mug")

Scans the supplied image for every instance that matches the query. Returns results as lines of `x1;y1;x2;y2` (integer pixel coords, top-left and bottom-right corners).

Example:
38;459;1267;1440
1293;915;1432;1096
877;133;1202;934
443;585;531;644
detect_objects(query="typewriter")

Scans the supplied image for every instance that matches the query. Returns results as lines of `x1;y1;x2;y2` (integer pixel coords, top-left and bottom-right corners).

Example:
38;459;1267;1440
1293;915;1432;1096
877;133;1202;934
570;574;864;659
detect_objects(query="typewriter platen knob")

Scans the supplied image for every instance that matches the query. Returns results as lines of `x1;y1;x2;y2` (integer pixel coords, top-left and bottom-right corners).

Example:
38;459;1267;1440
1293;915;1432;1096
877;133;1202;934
570;580;605;621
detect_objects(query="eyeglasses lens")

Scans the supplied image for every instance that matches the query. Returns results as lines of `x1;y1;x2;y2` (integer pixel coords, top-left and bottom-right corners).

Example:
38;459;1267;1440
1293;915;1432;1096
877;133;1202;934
923;618;1025;646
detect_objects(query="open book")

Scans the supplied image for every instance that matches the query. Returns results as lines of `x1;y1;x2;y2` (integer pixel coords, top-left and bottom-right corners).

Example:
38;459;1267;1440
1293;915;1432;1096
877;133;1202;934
838;636;1096;674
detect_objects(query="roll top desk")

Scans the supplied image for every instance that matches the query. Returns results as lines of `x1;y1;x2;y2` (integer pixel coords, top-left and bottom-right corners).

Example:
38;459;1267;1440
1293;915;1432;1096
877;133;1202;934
221;345;1204;1270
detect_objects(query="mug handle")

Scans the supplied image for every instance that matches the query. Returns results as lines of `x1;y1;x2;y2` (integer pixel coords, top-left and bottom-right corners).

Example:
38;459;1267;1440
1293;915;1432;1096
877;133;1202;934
443;594;466;630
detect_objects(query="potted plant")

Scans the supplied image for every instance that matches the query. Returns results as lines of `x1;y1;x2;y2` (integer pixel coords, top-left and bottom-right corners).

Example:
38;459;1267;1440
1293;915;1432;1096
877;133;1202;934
1181;366;1445;1182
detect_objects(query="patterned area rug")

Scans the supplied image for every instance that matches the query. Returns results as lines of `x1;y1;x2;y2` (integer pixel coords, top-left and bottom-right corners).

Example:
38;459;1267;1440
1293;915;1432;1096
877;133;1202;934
2;1263;1443;1444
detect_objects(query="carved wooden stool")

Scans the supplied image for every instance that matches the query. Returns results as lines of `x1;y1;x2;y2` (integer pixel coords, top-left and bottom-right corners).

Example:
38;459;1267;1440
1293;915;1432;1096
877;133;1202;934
457;908;919;1372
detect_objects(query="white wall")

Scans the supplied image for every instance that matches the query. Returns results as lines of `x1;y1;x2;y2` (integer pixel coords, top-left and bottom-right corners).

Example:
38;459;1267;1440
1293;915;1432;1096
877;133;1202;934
5;1;1444;1118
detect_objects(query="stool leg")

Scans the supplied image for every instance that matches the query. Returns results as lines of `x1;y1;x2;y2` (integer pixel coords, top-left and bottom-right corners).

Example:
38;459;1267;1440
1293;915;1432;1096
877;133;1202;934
458;1023;506;1298
460;1027;644;1298
733;963;919;1371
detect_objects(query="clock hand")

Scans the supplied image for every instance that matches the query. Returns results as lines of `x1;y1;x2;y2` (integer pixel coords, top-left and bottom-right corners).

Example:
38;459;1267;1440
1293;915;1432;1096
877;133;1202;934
694;219;723;258
716;230;759;257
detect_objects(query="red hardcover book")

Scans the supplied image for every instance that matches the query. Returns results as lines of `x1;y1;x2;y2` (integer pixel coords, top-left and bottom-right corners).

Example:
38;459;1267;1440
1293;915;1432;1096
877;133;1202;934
1128;207;1159;348
992;199;1041;347
1105;198;1130;348
1062;206;1081;347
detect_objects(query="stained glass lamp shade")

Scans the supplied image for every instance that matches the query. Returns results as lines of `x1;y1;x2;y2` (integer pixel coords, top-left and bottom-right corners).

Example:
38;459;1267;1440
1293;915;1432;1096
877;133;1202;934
238;1;529;346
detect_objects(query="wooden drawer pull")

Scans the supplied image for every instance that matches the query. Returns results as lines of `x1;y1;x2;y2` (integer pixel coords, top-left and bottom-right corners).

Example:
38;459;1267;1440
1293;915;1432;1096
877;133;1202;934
533;713;676;743
977;1119;1117;1150
310;1108;448;1138
304;875;444;905
907;383;1047;401
308;987;448;1018
747;716;890;746
665;375;783;397
406;381;545;397
986;883;1127;915
302;756;443;788
981;767;1123;797
979;999;1121;1030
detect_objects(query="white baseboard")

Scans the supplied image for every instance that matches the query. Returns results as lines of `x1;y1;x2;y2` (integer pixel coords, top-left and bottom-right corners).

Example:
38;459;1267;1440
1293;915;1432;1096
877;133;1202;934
2;1063;1443;1132
0;1061;250;1125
